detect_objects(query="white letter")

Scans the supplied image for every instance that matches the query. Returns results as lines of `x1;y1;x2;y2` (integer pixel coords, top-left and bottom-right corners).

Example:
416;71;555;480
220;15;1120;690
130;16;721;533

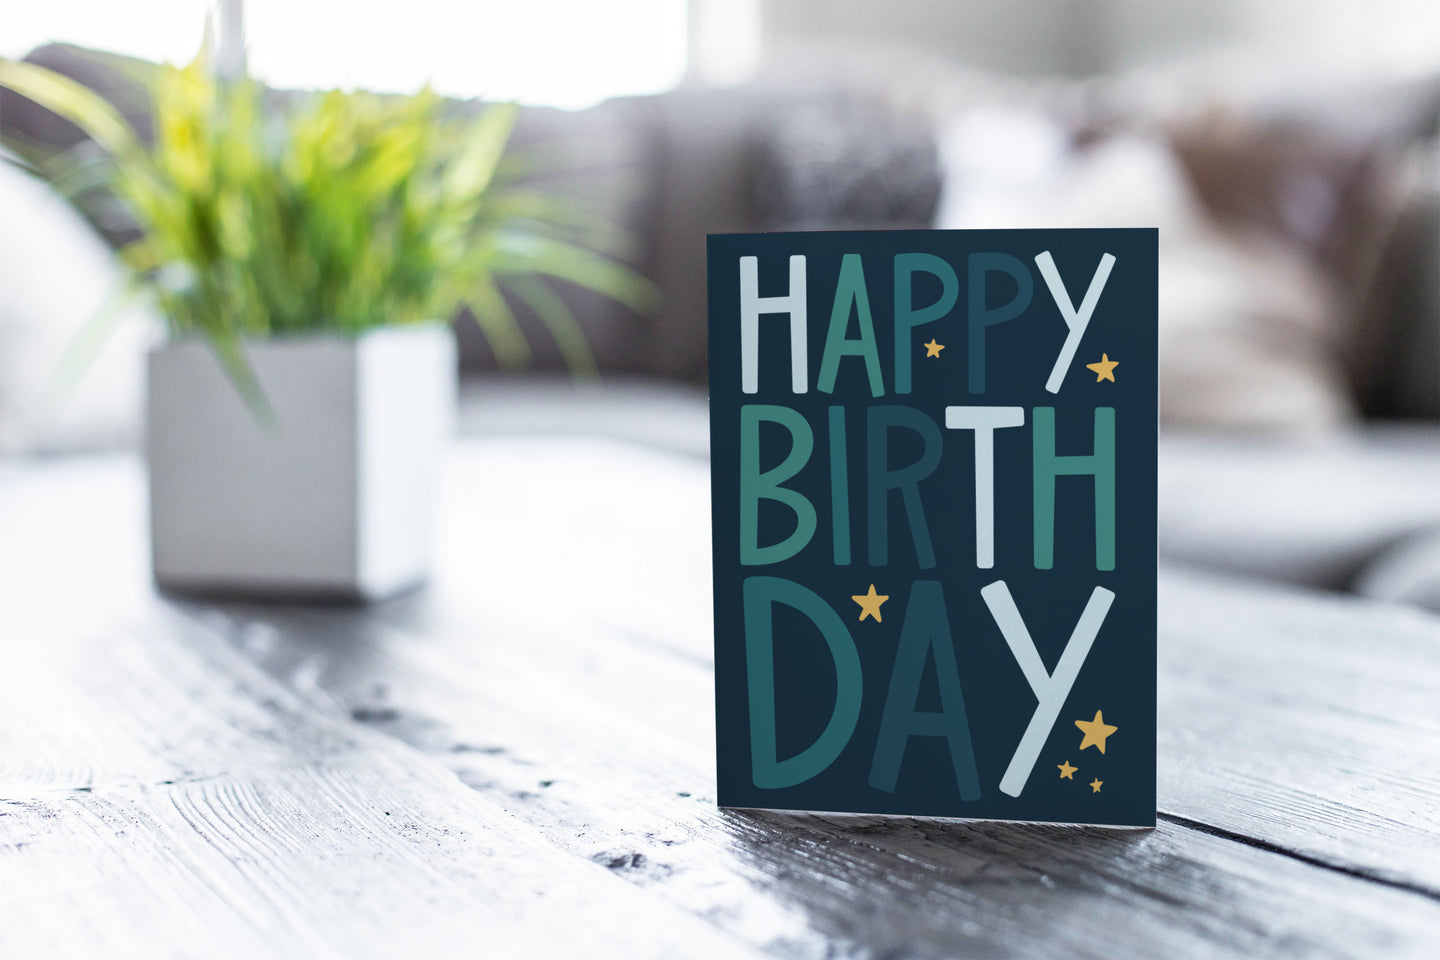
740;255;807;394
1035;251;1115;394
944;406;1024;568
980;580;1114;797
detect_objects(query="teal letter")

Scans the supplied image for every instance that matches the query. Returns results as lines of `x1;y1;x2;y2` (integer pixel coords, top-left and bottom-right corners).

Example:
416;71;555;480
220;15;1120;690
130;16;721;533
741;405;817;565
744;576;863;789
829;406;850;565
894;253;958;394
818;254;884;398
868;580;981;799
867;406;942;569
968;253;1033;394
1033;406;1116;570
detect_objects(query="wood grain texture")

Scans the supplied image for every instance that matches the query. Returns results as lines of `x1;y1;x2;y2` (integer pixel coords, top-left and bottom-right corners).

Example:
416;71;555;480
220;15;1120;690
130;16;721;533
177;444;1440;954
1154;571;1440;892
2;439;1438;959
0;459;760;960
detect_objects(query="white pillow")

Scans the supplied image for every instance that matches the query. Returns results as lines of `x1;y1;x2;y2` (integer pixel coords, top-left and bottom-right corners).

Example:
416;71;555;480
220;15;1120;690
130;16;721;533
0;156;156;455
934;116;1358;433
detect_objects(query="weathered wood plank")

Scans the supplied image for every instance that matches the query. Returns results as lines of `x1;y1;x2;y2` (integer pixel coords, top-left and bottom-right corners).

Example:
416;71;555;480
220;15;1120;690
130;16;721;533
179;442;1440;957
4;440;1438;959
212;601;1440;959
0;482;761;960
420;440;1440;891
1155;570;1440;892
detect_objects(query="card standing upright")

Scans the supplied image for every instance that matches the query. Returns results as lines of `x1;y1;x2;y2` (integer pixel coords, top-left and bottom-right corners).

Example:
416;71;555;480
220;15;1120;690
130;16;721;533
708;229;1157;826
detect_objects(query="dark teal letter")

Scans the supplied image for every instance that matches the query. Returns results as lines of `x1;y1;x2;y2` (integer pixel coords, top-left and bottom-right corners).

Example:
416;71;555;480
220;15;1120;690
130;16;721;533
968;253;1033;394
894;253;959;394
868;581;981;799
867;406;942;569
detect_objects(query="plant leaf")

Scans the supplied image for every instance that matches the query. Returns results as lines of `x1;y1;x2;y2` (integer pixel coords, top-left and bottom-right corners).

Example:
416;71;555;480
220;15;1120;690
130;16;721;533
41;275;145;407
503;274;597;378
465;272;532;369
443;102;518;205
490;231;656;312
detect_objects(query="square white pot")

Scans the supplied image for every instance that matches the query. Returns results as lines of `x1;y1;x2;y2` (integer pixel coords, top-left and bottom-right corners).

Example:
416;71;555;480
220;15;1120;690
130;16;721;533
147;323;455;601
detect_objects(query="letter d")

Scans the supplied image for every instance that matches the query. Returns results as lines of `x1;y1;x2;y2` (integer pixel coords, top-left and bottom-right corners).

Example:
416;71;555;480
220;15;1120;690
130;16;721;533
744;577;863;789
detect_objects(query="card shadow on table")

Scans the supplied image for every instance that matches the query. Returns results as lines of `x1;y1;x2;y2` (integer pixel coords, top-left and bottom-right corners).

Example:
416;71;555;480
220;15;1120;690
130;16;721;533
718;805;1153;881
169;588;436;708
708;807;1162;955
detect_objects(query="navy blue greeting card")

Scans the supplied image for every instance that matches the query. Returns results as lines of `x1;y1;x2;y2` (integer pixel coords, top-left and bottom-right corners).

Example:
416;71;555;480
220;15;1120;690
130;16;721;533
708;229;1156;827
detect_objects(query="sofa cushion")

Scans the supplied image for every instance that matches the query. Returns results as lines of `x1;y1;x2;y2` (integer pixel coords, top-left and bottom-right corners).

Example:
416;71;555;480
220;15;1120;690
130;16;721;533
1350;168;1440;420
934;129;1360;431
1353;527;1440;614
0;44;155;249
0;155;155;454
1158;426;1440;591
641;86;942;382
749;95;941;230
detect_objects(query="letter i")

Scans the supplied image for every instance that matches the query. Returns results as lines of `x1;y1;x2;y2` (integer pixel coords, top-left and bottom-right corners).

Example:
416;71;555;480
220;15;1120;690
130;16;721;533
829;406;850;565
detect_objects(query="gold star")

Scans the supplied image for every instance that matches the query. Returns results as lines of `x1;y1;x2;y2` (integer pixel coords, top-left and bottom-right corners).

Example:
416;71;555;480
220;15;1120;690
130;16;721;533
923;339;945;358
1057;760;1077;780
1086;353;1118;382
851;584;889;622
1090;778;1103;793
1075;710;1118;753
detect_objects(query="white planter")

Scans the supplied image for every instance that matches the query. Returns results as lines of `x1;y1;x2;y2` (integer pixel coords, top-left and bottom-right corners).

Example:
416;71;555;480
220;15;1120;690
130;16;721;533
147;324;455;601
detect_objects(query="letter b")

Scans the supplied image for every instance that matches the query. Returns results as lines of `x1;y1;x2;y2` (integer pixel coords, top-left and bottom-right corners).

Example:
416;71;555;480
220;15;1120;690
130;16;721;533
741;405;817;565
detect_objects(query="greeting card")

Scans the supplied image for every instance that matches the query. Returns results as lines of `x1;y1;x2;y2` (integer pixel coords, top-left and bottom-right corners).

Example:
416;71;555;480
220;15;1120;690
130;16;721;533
708;229;1156;826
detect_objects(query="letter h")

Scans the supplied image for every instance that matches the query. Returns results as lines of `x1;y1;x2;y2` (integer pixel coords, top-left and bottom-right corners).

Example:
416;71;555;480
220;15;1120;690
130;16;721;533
1033;407;1116;571
740;256;807;394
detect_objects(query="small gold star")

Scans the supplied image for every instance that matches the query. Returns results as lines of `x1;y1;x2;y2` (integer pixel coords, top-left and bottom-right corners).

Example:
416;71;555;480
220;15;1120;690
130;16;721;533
1086;353;1118;382
1075;710;1118;753
923;339;945;358
851;584;889;622
1090;778;1103;793
1057;760;1077;780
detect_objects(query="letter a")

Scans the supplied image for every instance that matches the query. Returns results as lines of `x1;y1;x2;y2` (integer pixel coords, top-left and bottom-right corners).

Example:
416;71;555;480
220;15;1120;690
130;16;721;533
869;581;981;800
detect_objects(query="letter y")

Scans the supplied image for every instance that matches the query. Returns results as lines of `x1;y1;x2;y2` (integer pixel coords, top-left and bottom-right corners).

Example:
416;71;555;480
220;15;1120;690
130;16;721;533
981;580;1114;797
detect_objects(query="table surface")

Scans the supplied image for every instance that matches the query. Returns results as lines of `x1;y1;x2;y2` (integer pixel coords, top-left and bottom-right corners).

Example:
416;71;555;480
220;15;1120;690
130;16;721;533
2;402;1438;959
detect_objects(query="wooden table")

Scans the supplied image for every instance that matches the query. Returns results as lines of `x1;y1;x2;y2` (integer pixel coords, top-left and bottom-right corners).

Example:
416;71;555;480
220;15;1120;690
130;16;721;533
2;412;1438;958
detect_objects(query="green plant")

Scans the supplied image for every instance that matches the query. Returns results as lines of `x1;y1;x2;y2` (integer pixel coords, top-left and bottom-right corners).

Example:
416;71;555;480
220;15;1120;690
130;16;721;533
0;55;653;393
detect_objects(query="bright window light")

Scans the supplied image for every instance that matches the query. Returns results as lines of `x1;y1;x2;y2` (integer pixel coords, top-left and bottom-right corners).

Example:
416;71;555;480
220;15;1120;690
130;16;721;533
3;1;210;64
4;0;689;110
246;0;688;108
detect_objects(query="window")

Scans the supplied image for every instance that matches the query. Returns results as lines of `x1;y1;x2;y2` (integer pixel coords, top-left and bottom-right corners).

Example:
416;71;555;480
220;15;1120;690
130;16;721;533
5;0;690;110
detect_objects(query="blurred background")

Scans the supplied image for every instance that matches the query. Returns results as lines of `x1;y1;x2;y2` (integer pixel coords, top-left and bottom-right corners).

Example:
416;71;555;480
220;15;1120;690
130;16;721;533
1;0;1437;611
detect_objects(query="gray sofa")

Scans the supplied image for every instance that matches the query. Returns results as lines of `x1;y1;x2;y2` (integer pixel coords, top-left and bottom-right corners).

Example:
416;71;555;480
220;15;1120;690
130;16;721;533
5;42;1438;616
